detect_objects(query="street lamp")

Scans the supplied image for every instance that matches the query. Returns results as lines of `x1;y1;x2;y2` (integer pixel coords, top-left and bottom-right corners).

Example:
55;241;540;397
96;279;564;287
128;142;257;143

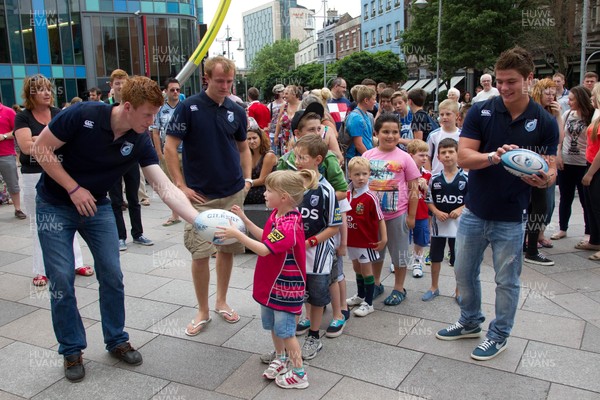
415;0;441;113
216;25;242;59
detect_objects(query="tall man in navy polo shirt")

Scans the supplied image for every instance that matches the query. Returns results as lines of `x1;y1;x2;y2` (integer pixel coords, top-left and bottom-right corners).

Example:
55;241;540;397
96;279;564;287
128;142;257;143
435;47;559;360
165;56;251;335
33;76;203;382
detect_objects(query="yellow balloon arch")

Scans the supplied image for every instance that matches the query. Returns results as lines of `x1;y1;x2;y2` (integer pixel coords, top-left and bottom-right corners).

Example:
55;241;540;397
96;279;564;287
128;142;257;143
176;0;232;85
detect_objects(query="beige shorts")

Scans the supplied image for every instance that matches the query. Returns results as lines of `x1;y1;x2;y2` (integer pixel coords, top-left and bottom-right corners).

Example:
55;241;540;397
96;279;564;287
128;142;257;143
159;153;182;182
183;189;246;259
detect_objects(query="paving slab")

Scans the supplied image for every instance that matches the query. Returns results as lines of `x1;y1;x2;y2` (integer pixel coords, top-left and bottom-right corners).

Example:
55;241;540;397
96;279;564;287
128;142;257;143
31;360;168;400
118;251;163;274
375;291;461;325
581;322;600;354
215;354;271;399
517;341;600;393
520;290;580;319
79;296;181;330
400;354;550;400
147;259;194;281
509;308;585;348
0;336;14;349
548;269;600;292
87;270;172;299
551;292;600;322
147;306;252;346
142;278;199;307
208;286;262;319
343;310;417;346
222;318;275;356
0;299;36;327
585;289;600;304
0;273;34;301
520;266;576;295
323;376;423;400
209;265;255;290
0;235;31;253
0;252;29;269
527;252;600;274
0;342;64;398
546;384;600;400
118;335;250;390
308;334;423;389
18;285;100;311
0;390;26;400
254;367;342;400
153;382;241;400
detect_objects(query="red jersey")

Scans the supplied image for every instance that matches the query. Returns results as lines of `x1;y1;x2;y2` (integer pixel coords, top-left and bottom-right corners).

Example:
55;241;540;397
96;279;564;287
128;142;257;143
248;101;271;130
253;209;306;314
416;167;432;220
346;184;384;248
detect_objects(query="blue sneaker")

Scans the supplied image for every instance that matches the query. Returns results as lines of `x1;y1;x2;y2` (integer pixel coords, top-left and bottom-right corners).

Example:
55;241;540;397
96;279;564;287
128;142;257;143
471;338;508;361
325;317;346;338
118;239;127;252
421;289;439;301
296;318;310;336
372;284;384;299
424;252;431;266
133;235;154;246
436;321;482;341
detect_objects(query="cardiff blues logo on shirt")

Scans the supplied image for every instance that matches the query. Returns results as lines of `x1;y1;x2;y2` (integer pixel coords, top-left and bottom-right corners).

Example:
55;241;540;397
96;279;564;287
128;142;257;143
120;141;134;156
227;111;234;123
459;181;466;191
525;119;537;132
310;195;319;207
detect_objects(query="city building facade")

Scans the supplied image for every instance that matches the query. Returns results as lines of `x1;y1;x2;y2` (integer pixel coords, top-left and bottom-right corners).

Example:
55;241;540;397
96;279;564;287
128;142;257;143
335;14;361;60
361;0;403;56
0;0;202;106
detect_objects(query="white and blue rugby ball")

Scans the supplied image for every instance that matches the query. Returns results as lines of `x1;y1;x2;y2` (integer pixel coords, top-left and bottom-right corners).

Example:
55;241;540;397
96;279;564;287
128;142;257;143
500;149;548;178
194;209;246;245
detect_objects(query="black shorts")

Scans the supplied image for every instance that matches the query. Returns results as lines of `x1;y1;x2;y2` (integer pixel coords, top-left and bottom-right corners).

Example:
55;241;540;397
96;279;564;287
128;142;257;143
430;237;455;263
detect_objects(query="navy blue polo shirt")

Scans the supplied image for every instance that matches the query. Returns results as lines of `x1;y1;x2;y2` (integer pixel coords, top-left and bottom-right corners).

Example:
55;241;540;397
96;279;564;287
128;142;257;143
167;90;246;198
460;96;559;222
37;102;158;205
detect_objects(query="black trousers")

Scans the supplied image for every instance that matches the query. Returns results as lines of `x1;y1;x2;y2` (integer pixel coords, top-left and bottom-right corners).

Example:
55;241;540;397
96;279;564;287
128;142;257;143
109;163;143;240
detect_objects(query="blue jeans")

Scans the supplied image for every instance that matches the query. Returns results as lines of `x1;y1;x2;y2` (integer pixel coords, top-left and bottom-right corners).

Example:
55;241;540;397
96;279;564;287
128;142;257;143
36;196;128;356
454;208;526;342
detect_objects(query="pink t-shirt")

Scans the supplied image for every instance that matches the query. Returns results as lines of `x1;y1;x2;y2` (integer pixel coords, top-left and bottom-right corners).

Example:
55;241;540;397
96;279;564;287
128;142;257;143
0;104;16;157
362;147;421;220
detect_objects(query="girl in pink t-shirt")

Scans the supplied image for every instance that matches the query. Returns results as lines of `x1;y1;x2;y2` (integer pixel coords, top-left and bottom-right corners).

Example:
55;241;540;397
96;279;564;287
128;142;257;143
362;113;421;306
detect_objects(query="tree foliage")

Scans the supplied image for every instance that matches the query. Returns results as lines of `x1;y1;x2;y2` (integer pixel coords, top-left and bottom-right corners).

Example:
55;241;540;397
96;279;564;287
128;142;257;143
335;51;407;88
248;39;299;95
402;0;531;82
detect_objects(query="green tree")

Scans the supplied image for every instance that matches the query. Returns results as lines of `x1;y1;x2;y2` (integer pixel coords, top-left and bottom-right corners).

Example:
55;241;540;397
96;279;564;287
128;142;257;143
284;62;337;90
402;0;530;84
335;51;407;88
248;39;299;95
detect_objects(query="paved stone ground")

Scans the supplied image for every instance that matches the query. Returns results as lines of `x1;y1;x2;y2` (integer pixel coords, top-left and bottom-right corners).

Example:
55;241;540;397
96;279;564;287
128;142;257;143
1;186;600;399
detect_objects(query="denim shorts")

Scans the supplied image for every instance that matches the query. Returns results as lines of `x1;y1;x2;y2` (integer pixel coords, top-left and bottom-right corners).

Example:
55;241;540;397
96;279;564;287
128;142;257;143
260;306;297;339
411;218;430;247
305;274;331;307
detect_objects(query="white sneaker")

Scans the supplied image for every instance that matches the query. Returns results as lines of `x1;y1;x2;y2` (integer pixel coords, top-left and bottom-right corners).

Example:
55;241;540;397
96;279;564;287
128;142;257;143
412;263;423;278
389;263;395;273
353;302;375;317
346;294;365;306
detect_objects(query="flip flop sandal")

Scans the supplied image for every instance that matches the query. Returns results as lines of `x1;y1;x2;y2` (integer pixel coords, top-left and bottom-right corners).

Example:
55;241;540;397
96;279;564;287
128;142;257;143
383;289;406;306
575;240;600;250
75;266;94;276
184;317;212;336
215;309;240;323
550;232;567;240
162;218;182;227
538;239;554;248
33;275;48;286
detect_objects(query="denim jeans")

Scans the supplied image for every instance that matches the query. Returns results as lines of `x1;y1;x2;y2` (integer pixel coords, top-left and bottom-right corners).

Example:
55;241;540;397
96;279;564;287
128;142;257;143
36;195;128;356
454;208;526;342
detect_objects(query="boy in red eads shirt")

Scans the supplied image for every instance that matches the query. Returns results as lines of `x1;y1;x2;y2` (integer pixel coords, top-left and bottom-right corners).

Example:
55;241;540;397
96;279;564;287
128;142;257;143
217;169;319;390
345;157;387;316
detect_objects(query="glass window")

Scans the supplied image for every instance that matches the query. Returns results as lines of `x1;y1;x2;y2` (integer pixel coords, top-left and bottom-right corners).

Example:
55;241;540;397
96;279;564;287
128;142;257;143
0;2;10;63
47;0;63;64
58;0;74;64
364;32;368;48
378;27;383;43
102;16;118;74
386;24;391;41
395;21;401;38
54;78;66;107
363;4;368;19
91;16;104;76
129;17;141;75
72;12;83;64
0;79;15;106
371;30;375;45
145;16;158;80
20;0;37;64
116;17;131;73
6;0;24;64
180;19;193;75
155;17;170;82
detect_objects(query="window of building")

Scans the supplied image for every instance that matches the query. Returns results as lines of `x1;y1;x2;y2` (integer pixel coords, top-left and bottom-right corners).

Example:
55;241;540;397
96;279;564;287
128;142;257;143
371;0;376;16
371;30;376;46
0;3;10;63
378;0;383;13
395;21;401;39
387;0;392;10
378;27;383;43
21;3;37;64
386;24;391;41
101;16;118;74
6;0;25;64
364;3;369;19
364;32;369;48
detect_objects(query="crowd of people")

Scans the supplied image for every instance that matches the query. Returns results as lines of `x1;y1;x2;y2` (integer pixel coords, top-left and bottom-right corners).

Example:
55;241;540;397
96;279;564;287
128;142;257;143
0;46;598;389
